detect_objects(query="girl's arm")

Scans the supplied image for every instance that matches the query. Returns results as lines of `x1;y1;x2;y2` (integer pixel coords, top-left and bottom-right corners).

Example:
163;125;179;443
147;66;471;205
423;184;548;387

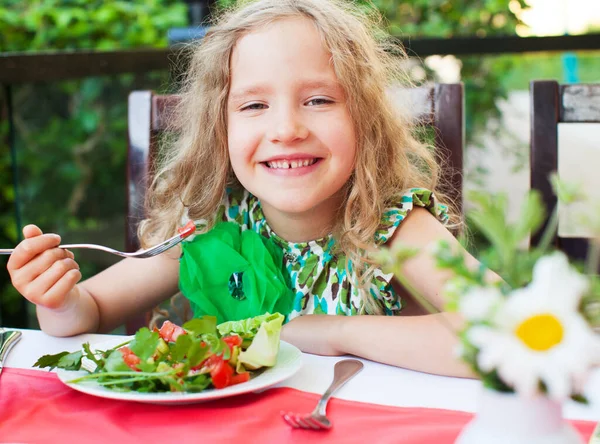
281;208;488;378
281;312;472;377
8;224;181;337
37;252;181;336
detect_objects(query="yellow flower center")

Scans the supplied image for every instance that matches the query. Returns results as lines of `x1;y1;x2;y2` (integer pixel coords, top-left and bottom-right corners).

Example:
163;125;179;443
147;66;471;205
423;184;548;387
514;314;564;351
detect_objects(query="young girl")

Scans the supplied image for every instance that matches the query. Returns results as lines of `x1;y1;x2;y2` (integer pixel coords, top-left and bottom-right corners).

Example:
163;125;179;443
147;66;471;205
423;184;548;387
7;0;482;377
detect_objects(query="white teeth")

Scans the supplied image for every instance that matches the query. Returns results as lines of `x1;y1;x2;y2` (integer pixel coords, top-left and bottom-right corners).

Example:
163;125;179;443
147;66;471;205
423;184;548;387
267;159;316;169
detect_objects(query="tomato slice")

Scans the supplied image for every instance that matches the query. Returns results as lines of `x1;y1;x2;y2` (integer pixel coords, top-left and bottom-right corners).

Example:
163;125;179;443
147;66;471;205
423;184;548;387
230;372;250;386
120;346;141;371
222;335;242;352
158;320;186;343
205;354;234;389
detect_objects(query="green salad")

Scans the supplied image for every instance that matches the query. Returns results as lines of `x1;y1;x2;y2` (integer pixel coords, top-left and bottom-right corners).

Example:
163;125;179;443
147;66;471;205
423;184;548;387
34;313;284;393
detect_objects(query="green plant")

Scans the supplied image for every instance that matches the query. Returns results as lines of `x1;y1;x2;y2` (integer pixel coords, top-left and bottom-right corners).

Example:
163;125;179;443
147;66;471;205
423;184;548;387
0;0;188;326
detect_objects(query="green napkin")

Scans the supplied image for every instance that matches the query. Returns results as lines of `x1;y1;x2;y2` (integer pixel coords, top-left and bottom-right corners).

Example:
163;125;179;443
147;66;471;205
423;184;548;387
179;222;293;324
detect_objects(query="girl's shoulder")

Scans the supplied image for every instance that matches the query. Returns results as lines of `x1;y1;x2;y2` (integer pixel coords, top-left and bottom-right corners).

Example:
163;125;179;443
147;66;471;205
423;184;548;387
375;188;449;245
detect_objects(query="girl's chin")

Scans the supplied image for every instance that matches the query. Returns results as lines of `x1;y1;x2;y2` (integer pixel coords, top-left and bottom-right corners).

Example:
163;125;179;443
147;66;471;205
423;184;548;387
264;201;319;215
259;194;332;215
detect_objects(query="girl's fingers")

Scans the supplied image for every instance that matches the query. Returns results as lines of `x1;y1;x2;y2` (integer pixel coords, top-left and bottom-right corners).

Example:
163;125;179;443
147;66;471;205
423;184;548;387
22;224;43;239
40;269;82;310
7;233;62;271
22;258;80;308
10;247;71;290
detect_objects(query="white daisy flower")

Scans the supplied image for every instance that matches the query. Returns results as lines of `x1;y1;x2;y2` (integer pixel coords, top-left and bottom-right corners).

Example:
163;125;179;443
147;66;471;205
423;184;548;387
458;286;503;322
465;252;600;401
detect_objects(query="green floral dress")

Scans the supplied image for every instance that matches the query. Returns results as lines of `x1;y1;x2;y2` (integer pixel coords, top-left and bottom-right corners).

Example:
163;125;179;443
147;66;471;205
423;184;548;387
180;187;448;321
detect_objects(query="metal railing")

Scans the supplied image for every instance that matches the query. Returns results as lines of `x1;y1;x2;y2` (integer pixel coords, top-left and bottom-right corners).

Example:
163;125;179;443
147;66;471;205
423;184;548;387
1;33;599;84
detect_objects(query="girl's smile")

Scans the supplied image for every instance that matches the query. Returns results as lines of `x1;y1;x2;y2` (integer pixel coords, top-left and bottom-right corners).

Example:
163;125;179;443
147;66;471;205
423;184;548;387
261;154;323;176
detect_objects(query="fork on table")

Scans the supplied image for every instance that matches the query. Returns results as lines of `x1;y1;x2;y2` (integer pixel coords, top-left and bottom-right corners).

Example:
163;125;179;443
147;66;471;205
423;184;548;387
0;222;196;259
281;359;364;430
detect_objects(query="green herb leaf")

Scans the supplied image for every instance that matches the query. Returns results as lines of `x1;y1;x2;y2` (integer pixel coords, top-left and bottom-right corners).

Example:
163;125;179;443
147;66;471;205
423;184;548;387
202;334;222;353
33;351;82;371
220;339;231;360
82;342;102;366
57;350;84;370
172;334;192;362
129;328;160;361
182;374;212;392
103;349;130;373
187;340;209;368
137;361;157;373
183;317;217;335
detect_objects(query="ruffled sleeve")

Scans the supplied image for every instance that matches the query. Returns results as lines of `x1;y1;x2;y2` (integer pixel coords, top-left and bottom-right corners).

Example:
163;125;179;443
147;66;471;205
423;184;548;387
374;188;449;245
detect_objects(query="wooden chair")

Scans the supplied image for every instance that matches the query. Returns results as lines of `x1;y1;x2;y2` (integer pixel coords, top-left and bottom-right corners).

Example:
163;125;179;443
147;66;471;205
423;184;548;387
530;80;600;263
124;83;465;334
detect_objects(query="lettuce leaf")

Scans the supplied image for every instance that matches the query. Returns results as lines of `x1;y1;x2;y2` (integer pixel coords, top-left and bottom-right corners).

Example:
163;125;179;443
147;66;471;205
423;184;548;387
236;313;284;370
217;312;282;342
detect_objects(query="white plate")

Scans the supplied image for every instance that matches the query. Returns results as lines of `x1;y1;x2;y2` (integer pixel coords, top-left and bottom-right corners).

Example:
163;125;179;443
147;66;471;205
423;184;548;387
56;337;302;405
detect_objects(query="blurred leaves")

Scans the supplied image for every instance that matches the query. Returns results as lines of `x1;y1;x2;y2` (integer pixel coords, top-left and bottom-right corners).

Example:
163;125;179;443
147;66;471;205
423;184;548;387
353;0;528;157
0;0;187;51
0;0;187;326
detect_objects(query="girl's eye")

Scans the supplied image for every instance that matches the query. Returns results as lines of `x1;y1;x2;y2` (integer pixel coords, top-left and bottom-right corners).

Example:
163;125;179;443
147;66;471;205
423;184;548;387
306;97;333;106
241;103;267;111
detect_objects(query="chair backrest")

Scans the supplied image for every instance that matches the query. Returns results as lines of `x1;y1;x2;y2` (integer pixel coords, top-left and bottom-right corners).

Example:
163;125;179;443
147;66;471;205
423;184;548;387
530;80;600;262
124;84;464;333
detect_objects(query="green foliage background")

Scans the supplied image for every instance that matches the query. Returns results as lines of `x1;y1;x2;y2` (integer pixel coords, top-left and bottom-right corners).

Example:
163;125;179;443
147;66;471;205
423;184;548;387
0;0;187;326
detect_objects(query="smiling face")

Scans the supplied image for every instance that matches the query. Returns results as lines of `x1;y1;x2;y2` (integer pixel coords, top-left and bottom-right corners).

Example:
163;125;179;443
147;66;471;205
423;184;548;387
227;17;356;236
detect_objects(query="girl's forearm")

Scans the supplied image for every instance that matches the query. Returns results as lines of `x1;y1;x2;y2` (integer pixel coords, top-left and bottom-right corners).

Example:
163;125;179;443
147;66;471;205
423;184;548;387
282;313;474;378
36;285;100;337
333;313;474;378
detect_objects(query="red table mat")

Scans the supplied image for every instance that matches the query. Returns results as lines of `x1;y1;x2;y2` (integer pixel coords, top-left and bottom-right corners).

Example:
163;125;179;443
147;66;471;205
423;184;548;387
0;368;595;444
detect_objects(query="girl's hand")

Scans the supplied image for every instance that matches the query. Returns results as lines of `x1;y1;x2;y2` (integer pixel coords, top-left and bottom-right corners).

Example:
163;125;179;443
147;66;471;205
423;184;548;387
281;314;344;356
7;224;82;311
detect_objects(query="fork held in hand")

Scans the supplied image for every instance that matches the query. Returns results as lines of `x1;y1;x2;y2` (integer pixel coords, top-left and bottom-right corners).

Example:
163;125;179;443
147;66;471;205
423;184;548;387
0;221;196;259
281;359;364;430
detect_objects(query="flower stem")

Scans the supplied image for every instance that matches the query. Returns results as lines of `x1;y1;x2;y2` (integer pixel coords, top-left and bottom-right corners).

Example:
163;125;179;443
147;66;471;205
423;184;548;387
536;205;559;253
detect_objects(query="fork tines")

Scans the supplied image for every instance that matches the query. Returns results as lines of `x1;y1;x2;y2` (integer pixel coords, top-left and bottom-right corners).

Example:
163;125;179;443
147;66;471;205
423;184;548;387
280;411;329;430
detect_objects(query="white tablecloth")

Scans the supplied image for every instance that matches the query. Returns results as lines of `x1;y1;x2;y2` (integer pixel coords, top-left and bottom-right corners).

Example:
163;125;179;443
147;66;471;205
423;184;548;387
5;329;600;421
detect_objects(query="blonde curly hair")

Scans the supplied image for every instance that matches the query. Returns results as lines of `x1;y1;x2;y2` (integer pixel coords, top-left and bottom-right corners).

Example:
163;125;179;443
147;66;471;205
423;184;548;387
140;0;459;315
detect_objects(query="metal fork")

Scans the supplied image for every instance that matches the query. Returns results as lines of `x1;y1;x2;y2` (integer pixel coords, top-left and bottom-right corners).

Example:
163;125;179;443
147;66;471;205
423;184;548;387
281;359;364;430
0;222;196;259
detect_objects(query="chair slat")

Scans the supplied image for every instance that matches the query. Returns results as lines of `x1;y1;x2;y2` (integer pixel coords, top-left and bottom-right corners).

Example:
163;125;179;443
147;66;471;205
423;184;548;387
530;80;600;265
152;95;179;131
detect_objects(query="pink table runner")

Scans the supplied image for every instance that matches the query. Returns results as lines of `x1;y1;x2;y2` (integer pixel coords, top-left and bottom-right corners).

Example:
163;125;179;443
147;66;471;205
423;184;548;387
0;368;595;444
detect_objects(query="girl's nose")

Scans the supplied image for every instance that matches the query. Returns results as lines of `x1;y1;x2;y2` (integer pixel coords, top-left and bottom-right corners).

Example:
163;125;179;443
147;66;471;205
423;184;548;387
268;113;309;144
